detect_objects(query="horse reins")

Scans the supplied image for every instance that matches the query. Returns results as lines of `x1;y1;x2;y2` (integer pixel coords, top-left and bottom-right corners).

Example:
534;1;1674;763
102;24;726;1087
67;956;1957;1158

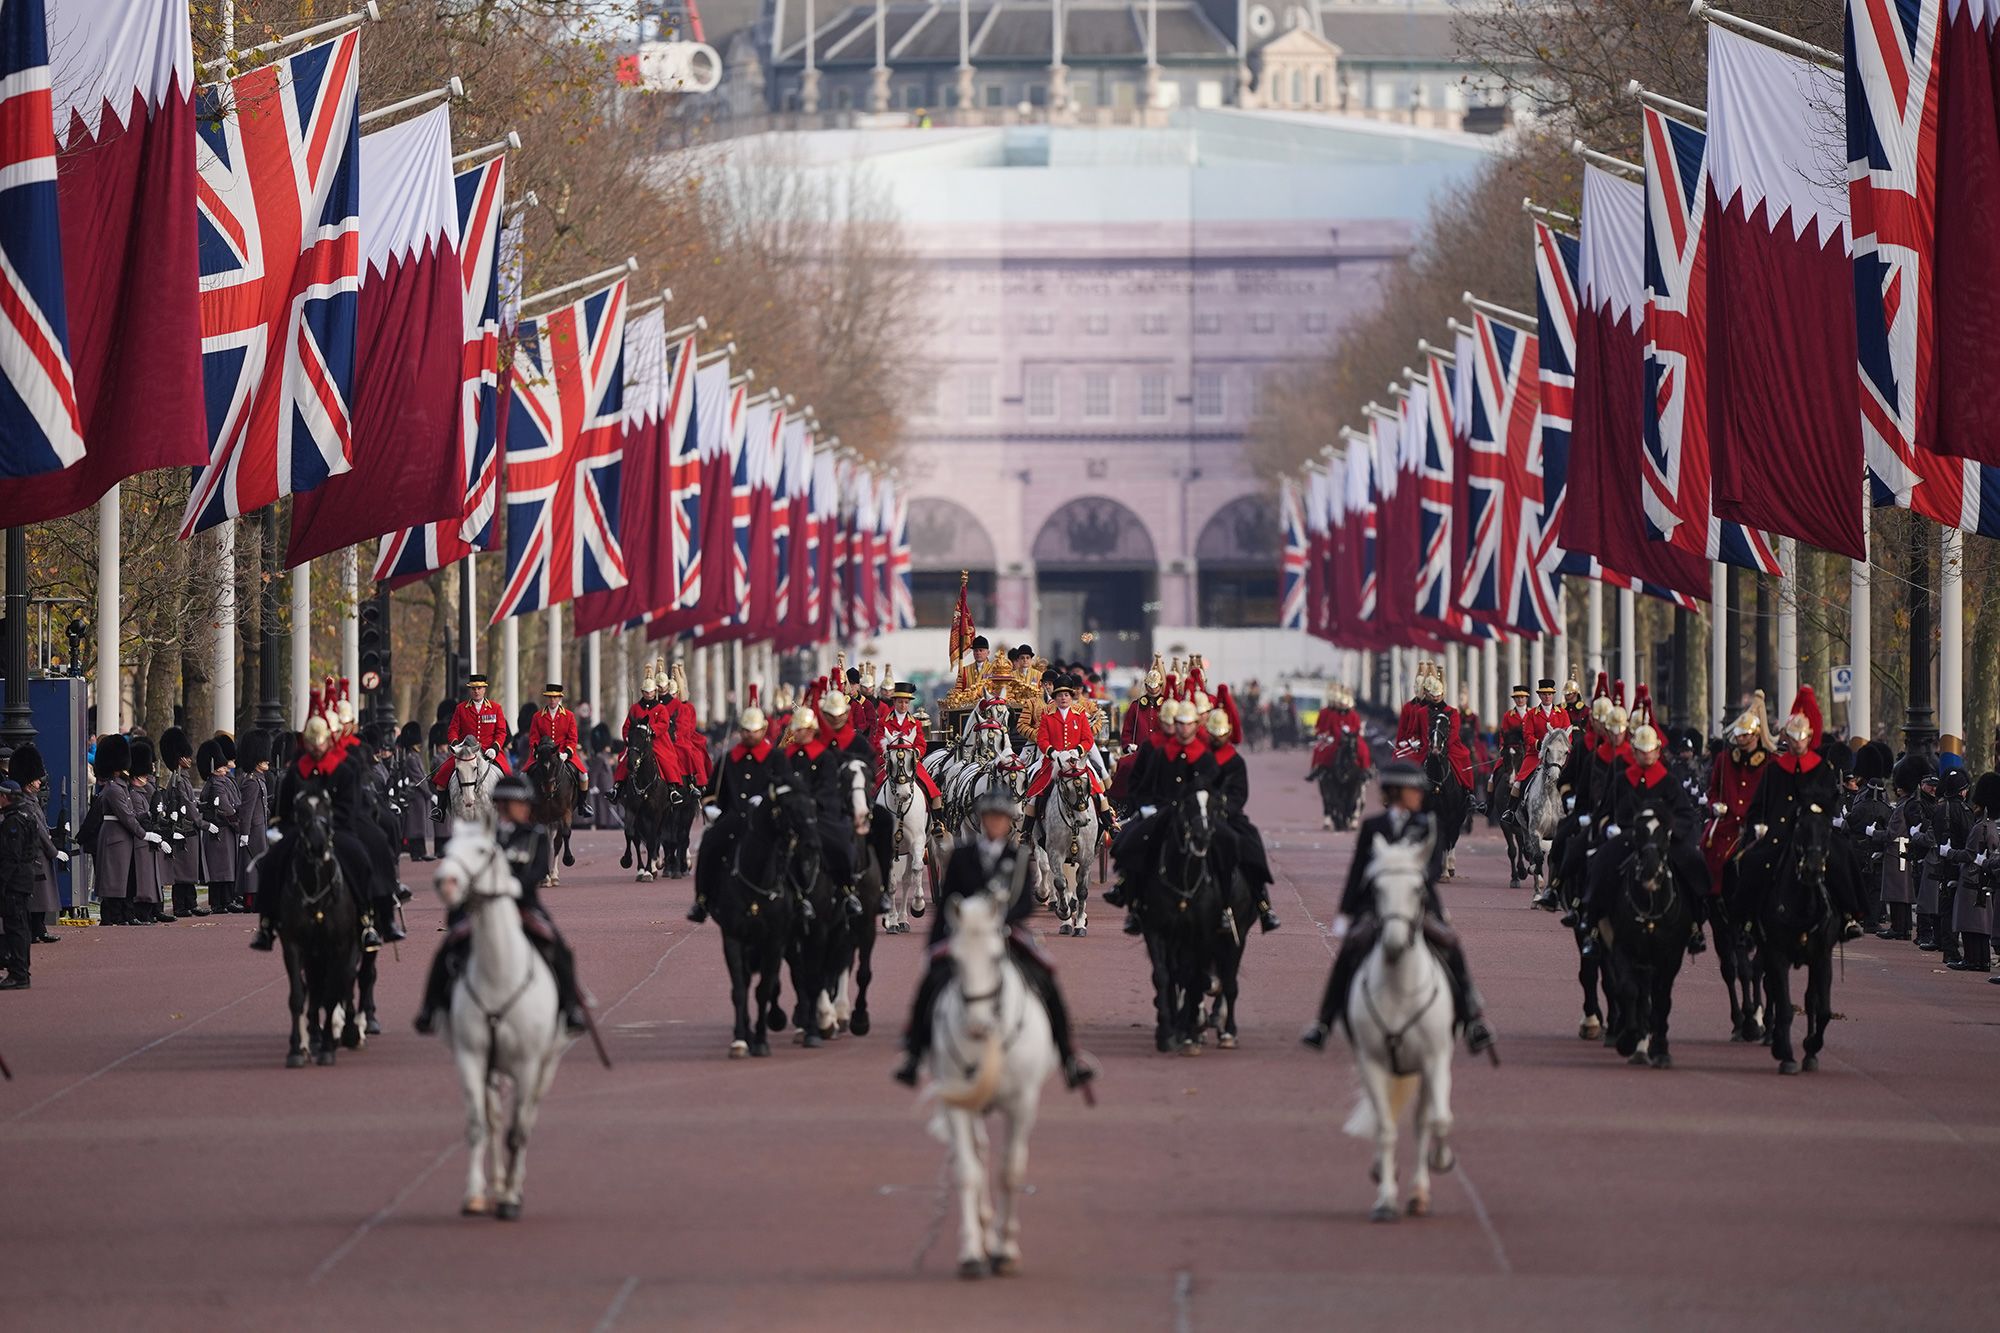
1360;905;1441;1077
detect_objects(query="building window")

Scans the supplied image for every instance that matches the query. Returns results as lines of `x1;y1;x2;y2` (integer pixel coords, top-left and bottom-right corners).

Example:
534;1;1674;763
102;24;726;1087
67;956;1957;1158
1027;311;1055;335
1313;72;1326;105
1291;70;1304;104
1139;371;1169;418
1139;312;1167;335
985;84;1006;109
964;372;995;419
966;314;996;334
1251;312;1276;334
1197;80;1223;108
1305;311;1328;334
1199;568;1278;627
1084;312;1109;335
1026;367;1058;419
901;85;925;110
914;375;939;417
1072;82;1094;109
1195;312;1222;334
1084;371;1112;418
1158;80;1182;108
1194;369;1225;418
834;86;854;110
1027;83;1047;108
1249;372;1269;418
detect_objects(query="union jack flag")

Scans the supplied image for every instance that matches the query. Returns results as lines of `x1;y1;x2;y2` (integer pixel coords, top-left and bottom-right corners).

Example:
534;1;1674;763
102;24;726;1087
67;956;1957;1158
888;481;915;630
663;336;701;609
807;445;834;636
0;0;83;479
373;155;510;581
1641;108;1783;572
492;279;629;620
1458;313;1558;635
1415;360;1456;624
1533;220;1588;581
184;30;360;537
768;407;792;628
1279;476;1308;630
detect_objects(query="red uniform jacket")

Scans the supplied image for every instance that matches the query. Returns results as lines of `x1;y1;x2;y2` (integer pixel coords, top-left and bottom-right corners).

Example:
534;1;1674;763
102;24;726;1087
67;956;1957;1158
528;706;588;776
1311;708;1372;770
1705;747;1769;887
433;696;513;787
874;710;941;799
1396;701;1474;789
661;697;708;785
1121;696;1164;750
1025;706;1103;798
616;700;685;783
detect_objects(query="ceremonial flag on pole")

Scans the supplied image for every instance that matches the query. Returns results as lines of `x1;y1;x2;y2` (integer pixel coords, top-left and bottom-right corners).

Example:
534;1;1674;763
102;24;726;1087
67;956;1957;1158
1415;361;1457;626
372;153;511;584
775;422;817;649
1706;24;1866;559
182;29;361;537
491;278;629;621
688;379;754;641
742;400;782;639
573;308;687;634
1361;419;1390;626
1570;163;1709;600
769;416;798;636
289;104;463;566
812;448;837;644
1641;106;1784;572
1;0;205;520
1849;0;2000;530
643;350;729;639
1279;476;1308;631
0;0;83;481
1458;311;1557;635
889;480;914;630
1533;219;1586;584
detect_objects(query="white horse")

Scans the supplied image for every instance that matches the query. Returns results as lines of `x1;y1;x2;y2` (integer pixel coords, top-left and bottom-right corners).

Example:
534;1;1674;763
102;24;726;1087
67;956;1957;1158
925;892;1058;1279
876;746;932;934
1342;838;1457;1223
1519;726;1572;894
1037;753;1099;937
446;735;500;828
433;823;566;1221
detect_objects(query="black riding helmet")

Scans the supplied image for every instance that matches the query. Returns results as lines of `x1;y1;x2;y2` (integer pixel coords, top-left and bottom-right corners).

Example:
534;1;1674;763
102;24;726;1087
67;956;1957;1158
493;773;534;806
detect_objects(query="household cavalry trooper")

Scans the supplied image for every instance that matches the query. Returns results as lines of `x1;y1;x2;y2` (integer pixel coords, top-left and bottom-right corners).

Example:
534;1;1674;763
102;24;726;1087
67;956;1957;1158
432;672;511;821
613;667;682;794
1019;673;1117;847
527;683;589;780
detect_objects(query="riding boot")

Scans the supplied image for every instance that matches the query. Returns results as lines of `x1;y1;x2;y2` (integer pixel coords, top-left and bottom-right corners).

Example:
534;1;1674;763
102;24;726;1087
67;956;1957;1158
1303;927;1373;1047
413;947;458;1034
1014;950;1093;1090
686;895;709;924
893;958;952;1086
1441;944;1497;1058
375;898;407;943
539;935;589;1034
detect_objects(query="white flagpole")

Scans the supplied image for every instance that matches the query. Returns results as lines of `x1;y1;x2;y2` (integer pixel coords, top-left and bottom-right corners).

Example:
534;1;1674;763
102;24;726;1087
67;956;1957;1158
1850;537;1872;740
1482;638;1498;724
1618;586;1636;691
1586;579;1604;681
546;603;562;688
1526;636;1542;693
1552;583;1569;695
341;549;360;690
1776;538;1799;710
213;523;236;733
1444;645;1460;711
1941;528;1963;741
461;557;478;674
291;560;311;719
97;488;122;731
502;617;519;721
586;630;602;726
613;631;630;723
1711;562;1728;736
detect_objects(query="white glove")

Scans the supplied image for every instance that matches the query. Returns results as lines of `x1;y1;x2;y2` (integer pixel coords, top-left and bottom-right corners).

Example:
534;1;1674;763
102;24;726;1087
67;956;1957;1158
55;850;69;864
703;804;721;820
1331;914;1352;941
484;748;497;761
1140;805;1158;818
1709;801;1728;816
1940;841;1953;856
206;822;221;835
1577;814;1592;829
1604;823;1621;839
1978;852;1989;867
171;831;186;842
265;828;283;844
144;831;164;846
1830;815;1845;829
238;835;249;847
1864;823;1877;837
748;794;764;808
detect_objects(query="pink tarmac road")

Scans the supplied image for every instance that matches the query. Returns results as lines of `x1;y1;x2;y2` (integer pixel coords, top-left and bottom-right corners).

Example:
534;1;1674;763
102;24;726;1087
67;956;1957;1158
4;750;1998;1331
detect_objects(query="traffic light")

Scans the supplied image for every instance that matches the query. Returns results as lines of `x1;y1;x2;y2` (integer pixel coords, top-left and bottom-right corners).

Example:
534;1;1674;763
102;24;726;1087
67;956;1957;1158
358;590;389;694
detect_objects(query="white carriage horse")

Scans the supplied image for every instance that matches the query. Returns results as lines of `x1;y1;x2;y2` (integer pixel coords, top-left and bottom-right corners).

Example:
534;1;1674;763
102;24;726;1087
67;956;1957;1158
1036;749;1099;937
1518;726;1572;896
1341;838;1457;1223
924;890;1058;1279
432;821;566;1221
445;734;501;828
877;744;934;934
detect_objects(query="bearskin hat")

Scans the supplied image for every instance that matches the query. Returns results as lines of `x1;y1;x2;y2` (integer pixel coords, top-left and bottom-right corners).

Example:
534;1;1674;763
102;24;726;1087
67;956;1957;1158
93;733;130;778
237;729;271;772
436;699;456;725
8;741;45;786
1819;740;1853;776
589;722;611;751
128;737;155;775
1974;772;2000;815
398;721;423;749
196;739;221;781
214;732;237;766
1855;739;1895;784
160;726;193;769
1892;753;1930;793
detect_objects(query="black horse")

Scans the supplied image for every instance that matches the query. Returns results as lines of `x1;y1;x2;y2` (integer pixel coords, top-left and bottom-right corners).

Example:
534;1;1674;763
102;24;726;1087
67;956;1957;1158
694;787;801;1057
618;725;673;881
664;779;698;878
1138;790;1225;1054
1753;806;1842;1074
1316;730;1366;832
277;790;365;1068
1491;733;1534;888
1605;809;1695;1068
528;741;578;874
1424;707;1471;877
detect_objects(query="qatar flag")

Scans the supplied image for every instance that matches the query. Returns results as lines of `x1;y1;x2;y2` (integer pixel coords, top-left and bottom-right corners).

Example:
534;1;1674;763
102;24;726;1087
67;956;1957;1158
0;0;204;523
740;398;782;640
288;104;463;566
1570;163;1708;600
645;352;734;639
1706;25;1866;560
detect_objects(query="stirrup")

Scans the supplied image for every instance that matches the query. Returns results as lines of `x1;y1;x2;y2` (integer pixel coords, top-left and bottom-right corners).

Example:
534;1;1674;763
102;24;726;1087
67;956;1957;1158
361;926;383;953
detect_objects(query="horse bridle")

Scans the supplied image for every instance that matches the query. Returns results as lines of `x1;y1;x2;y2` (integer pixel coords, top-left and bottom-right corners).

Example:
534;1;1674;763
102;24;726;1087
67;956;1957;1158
1622;813;1679;930
1362;889;1440;1076
448;838;557;1069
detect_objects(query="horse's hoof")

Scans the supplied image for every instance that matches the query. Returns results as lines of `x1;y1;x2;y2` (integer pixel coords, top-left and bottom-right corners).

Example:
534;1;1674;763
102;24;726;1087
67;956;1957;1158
849;1010;871;1037
1217;1032;1238;1050
364;1015;381;1036
1155;1032;1175;1054
619;853;633;869
1579;1016;1602;1039
750;1039;770;1058
1801;1054;1818;1072
728;1040;749;1059
462;1197;491;1217
1626;1051;1648;1066
285;1051;306;1069
1616;1034;1639;1058
910;900;925;918
315;1049;335;1066
494;1201;521;1222
561;852;575;867
1058;922;1072;936
1178;1039;1201;1057
1648;1051;1673;1069
958;1258;987;1280
802;1032;823;1049
341;1027;362;1050
1370;1203;1398;1223
1407;1195;1430;1218
1428;1141;1456;1173
768;1009;788;1032
1074;925;1087;937
990;1254;1019;1277
1778;1059;1800;1075
1728;1028;1746;1043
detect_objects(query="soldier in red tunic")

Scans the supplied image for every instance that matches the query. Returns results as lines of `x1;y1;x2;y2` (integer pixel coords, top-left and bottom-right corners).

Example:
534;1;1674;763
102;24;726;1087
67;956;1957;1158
1394;669;1476;791
431;672;511;819
1121;659;1168;752
874;682;941;800
1704;690;1774;895
659;661;709;787
526;684;589;779
1309;685;1372;773
614;668;685;791
1021;674;1115;842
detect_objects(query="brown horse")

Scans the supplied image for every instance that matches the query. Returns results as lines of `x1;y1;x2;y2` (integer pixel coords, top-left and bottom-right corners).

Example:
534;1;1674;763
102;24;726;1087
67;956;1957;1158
528;741;579;883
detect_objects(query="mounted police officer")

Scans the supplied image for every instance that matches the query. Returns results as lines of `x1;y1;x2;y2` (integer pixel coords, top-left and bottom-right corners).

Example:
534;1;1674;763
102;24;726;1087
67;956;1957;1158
892;788;1093;1093
1301;760;1496;1058
415;773;588;1036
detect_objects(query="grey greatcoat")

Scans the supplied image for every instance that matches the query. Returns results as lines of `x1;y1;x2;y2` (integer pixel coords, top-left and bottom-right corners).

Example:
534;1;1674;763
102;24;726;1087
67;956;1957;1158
1878;797;1919;906
96;778;159;903
236;770;270;899
1952;817;1998;937
163;768;202;883
198;769;242;883
397;748;429;844
26;795;60;915
135;779;168;900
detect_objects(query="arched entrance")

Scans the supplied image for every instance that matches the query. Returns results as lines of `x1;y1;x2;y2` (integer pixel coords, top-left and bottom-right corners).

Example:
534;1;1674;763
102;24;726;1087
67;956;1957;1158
1196;494;1280;626
905;496;997;627
1031;496;1157;667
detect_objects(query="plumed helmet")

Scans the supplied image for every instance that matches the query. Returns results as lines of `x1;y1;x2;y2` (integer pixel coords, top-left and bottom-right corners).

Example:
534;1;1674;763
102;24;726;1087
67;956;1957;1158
1855;739;1895;783
1730;690;1773;748
1590;696;1613;727
493;773;534;804
1203;708;1232;739
300;715;332;754
738;706;768;733
1892;753;1929;793
1630;683;1654;728
1974;772;2000;814
1592;670;1611;703
1191;689;1212;713
819;690;851;720
860;661;878;688
93;733;130;778
1631;723;1660;753
1420;673;1444;700
160;726;193;769
335;697;356;732
129;737;155;775
8;741;44;786
1605;706;1629;737
196;739;221;781
237;729;271;771
1563;676;1582;699
789;709;820;734
1782;686;1821;748
641;675;657;694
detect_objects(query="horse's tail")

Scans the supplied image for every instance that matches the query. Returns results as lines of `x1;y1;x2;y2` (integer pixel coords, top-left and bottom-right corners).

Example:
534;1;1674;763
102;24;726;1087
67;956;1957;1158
1342;1074;1419;1138
934;1031;1004;1110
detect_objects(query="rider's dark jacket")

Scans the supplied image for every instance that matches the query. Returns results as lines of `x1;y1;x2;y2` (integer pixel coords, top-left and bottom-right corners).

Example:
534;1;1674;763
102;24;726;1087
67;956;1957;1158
706;739;793;816
1338;808;1444;920
1137;736;1216;809
928;837;1037;948
1742;750;1841;853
